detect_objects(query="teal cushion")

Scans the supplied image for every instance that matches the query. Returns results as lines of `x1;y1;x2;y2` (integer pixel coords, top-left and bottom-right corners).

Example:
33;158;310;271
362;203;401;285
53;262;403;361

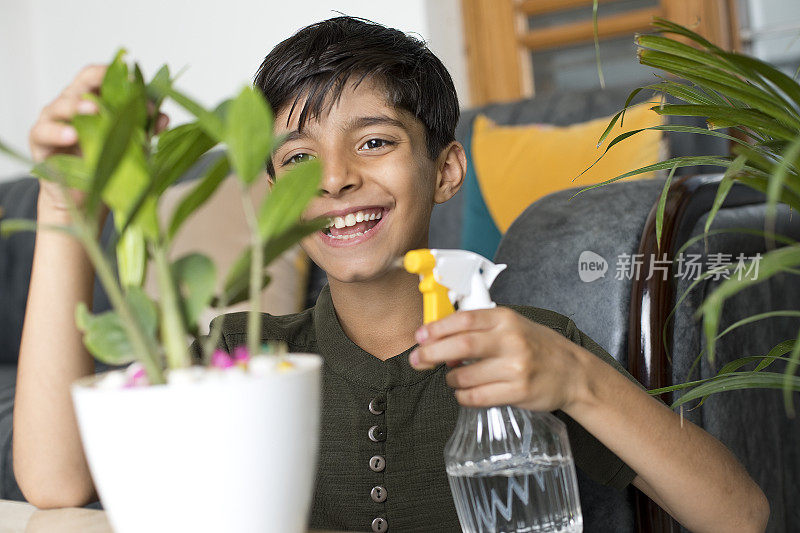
460;117;502;259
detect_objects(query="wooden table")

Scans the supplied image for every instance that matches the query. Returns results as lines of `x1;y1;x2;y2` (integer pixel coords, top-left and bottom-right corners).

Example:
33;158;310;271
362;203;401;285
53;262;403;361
0;499;348;533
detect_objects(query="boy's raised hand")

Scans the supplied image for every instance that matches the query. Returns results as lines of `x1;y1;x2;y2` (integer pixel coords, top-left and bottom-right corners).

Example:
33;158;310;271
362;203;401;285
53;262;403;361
29;64;169;211
409;307;587;413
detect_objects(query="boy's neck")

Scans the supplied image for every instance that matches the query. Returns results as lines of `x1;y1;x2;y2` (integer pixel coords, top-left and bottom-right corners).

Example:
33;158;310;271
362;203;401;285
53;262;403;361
328;268;423;361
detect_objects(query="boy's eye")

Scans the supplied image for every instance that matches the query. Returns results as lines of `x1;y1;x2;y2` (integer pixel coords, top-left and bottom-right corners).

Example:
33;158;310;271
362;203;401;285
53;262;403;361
282;153;316;166
281;138;395;167
360;138;395;151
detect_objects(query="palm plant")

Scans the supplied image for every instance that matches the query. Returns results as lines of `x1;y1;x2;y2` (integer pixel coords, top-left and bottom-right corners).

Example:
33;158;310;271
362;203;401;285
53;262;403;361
580;18;800;415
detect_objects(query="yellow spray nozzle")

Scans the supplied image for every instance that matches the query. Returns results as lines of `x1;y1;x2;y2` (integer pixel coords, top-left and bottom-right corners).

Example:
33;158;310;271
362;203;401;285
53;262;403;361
403;249;455;324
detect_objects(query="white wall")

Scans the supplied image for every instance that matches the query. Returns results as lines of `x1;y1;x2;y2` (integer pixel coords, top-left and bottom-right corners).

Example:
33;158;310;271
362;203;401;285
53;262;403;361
741;0;800;65
0;0;469;180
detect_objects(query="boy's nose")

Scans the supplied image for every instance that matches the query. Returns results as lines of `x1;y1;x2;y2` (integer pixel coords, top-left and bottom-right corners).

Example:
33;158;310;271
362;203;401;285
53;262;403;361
320;158;361;197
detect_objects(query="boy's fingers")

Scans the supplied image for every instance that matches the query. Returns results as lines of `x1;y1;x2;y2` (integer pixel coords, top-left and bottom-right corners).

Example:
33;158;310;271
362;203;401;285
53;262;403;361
30;121;78;147
155;113;170;133
43;96;97;121
454;381;527;408
416;308;511;344
62;64;107;98
411;331;496;369
445;357;518;390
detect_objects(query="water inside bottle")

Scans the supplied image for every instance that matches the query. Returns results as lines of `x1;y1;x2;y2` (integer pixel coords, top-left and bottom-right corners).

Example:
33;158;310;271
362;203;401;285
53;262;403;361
446;455;582;533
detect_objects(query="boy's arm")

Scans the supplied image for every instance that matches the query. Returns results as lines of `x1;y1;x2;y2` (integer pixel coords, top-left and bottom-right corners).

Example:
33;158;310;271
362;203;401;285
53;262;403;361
566;339;768;532
409;307;770;533
14;65;108;509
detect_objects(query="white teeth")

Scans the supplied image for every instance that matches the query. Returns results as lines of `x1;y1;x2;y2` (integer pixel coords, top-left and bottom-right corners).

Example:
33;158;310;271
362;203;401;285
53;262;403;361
324;209;384;234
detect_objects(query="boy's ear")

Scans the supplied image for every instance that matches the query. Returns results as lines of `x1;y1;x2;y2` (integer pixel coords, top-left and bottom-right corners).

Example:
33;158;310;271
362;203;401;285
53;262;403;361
433;141;467;204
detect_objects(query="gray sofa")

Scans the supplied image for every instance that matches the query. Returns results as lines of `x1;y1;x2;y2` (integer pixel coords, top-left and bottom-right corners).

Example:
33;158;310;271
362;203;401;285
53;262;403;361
2;86;797;532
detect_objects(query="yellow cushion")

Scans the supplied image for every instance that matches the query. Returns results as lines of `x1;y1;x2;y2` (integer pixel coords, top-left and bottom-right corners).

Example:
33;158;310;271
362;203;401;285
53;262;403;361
471;102;665;233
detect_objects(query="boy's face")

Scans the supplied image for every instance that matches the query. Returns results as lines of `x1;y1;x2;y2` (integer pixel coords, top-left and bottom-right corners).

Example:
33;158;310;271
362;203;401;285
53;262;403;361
271;78;464;284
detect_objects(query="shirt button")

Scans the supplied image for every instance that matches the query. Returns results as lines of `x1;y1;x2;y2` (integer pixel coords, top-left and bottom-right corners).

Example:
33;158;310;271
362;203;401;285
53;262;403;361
369;455;386;472
371;517;388;532
370;485;387;503
368;425;386;442
368;397;386;415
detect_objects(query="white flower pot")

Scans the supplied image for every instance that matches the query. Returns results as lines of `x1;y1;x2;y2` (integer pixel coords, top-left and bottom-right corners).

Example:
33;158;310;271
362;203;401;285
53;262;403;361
71;353;323;533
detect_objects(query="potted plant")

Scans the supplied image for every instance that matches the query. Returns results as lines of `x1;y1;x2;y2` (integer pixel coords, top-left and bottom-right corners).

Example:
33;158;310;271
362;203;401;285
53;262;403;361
0;50;328;533
581;17;800;413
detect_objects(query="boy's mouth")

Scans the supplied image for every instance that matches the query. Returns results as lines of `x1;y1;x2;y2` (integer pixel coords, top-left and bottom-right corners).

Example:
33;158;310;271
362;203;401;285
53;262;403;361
319;207;386;244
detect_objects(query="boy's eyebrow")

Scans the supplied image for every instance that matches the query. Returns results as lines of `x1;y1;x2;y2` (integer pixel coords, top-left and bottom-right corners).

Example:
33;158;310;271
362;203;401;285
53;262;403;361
272;114;409;153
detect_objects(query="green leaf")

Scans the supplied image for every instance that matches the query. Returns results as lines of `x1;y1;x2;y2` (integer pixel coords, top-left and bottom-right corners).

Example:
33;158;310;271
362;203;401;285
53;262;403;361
222;217;327;305
0;138;33;166
766;137;800;238
75;303;136;365
0;218;76;238
257;159;322;240
115;122;218;240
572;155;737;199
32;155;91;191
655;163;678;251
74;287;157;367
71;112;106;170
704;154;746;242
592;0;605;89
650;104;798;141
717;51;800;110
146;64;170;106
87;94;147;214
125;285;158;338
152;122;217;194
670;371;800;410
167;155;230;240
651;18;721;54
784;327;800;416
757;340;797;371
172;253;216;328
0;218;37;236
225;86;274;184
637;35;800;120
116;224;146;288
149;78;224;140
736;175;800;213
697;245;800;362
101;49;131;110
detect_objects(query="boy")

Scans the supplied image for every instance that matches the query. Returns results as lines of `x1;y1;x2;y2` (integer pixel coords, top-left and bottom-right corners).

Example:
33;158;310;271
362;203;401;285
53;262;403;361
16;15;768;533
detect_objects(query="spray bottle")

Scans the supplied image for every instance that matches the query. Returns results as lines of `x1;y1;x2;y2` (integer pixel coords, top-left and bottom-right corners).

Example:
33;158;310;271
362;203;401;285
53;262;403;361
404;249;583;533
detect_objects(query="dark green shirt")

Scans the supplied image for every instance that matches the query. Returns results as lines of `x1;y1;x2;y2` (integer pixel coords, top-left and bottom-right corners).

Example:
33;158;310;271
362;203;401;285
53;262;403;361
203;285;638;532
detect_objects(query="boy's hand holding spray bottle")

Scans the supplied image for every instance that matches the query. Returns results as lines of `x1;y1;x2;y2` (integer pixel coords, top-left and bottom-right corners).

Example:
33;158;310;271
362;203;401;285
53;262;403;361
404;249;584;533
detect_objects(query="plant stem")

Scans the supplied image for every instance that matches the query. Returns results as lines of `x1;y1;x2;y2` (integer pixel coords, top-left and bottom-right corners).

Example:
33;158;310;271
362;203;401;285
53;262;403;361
152;244;191;369
239;182;263;357
70;206;165;384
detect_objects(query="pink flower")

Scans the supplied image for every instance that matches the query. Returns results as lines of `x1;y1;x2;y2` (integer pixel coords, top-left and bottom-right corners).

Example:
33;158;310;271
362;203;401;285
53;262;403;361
212;349;234;369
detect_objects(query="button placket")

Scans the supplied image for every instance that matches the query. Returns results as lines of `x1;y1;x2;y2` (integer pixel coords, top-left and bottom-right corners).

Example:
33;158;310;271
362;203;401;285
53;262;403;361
368;394;388;531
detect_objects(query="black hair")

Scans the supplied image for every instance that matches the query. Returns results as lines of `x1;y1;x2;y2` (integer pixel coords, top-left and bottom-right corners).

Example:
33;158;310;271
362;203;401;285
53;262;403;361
253;15;460;176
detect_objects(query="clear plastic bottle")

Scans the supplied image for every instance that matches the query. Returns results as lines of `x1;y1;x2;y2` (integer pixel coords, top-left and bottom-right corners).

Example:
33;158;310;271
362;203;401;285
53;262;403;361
445;406;583;533
403;249;583;533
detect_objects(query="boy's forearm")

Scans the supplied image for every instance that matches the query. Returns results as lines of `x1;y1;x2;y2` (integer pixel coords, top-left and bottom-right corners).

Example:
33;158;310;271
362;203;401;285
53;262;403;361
14;201;98;508
563;345;769;533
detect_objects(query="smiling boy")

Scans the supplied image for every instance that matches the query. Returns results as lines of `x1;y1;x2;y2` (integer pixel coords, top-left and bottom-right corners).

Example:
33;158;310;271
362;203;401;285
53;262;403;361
16;15;768;533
